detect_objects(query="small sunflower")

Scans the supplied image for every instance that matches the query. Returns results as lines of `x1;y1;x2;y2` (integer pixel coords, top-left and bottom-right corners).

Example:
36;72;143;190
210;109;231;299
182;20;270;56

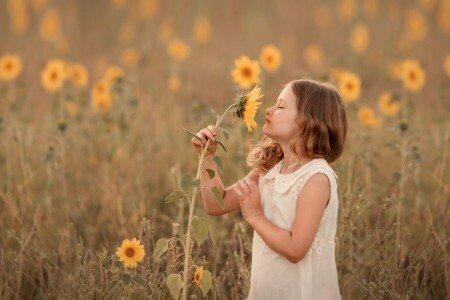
231;55;261;89
194;266;203;287
378;93;400;116
115;238;145;268
194;16;211;44
304;44;324;67
444;54;450;78
67;63;89;88
41;59;65;92
91;79;110;100
120;48;140;67
104;65;124;83
350;23;370;53
358;106;381;128
401;60;426;92
338;72;361;102
260;45;282;72
0;54;23;81
39;8;61;41
235;85;263;132
167;39;190;61
405;8;427;41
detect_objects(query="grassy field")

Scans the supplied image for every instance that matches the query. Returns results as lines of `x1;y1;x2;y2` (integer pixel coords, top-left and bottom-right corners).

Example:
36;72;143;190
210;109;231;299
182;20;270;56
0;0;449;299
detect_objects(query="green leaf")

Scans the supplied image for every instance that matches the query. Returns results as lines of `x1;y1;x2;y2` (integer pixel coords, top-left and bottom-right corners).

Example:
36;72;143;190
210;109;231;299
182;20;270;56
132;275;148;287
192;216;209;247
216;141;227;153
200;270;212;297
121;273;132;285
180;174;194;191
205;169;215;179
210;186;224;209
154;238;169;261
183;128;201;141
106;279;119;293
213;156;223;174
165;190;186;204
166;273;183;300
131;292;141;300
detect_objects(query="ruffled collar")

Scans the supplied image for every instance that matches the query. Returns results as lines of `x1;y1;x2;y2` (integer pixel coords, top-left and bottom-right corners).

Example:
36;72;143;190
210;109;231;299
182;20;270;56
263;158;337;194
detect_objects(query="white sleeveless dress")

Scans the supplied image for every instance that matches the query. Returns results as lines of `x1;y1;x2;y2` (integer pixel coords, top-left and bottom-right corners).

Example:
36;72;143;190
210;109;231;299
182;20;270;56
247;158;342;300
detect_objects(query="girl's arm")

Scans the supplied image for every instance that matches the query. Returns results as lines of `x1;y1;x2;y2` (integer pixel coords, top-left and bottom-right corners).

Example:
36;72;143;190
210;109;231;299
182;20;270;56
237;173;330;263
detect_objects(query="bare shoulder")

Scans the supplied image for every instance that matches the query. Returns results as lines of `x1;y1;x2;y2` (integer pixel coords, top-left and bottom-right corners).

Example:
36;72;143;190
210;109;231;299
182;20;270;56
244;169;263;184
301;173;331;199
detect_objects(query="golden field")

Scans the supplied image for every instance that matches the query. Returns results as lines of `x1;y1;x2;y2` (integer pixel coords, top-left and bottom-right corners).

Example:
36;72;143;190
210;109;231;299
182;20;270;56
0;0;449;299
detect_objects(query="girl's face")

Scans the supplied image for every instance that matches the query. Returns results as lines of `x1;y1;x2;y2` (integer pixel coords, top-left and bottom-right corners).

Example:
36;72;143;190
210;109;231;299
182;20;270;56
262;84;299;143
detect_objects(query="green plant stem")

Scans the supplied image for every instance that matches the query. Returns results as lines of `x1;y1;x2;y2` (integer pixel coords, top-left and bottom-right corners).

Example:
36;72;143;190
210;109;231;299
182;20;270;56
181;103;236;300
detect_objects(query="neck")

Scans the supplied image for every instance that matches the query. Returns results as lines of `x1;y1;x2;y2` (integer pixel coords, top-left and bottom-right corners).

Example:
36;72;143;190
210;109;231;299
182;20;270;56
279;143;312;174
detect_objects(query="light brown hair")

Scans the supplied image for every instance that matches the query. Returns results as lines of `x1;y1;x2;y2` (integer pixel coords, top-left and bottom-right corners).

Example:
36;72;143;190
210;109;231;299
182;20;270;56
247;79;348;173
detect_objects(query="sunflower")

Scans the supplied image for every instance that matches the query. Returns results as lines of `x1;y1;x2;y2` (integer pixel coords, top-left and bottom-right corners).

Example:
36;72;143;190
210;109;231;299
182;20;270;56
350;23;369;53
444;54;450;78
41;59;65;92
120;48;140;67
260;45;282;72
194;266;203;287
104;65;124;83
0;54;23;81
378;93;400;116
40;8;61;41
405;8;427;41
194;16;211;44
401;60;426;92
338;72;361;102
235;85;263;132
91;79;110;100
231;55;261;89
91;93;112;113
167;76;181;92
304;44;324;67
338;0;356;22
67;63;89;88
358;106;381;128
115;238;145;268
167;39;190;61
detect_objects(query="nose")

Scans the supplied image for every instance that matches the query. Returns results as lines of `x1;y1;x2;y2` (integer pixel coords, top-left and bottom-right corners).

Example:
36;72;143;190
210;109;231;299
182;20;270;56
266;107;272;116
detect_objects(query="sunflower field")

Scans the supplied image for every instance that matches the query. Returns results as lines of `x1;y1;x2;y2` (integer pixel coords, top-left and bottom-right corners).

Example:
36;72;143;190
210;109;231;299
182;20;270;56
0;0;449;299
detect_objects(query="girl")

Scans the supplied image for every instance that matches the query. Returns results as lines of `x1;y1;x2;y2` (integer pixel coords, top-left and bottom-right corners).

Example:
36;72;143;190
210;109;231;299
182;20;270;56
191;79;347;299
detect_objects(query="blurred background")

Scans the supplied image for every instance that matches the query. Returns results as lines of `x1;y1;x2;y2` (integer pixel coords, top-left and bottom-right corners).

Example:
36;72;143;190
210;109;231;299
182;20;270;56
0;0;449;299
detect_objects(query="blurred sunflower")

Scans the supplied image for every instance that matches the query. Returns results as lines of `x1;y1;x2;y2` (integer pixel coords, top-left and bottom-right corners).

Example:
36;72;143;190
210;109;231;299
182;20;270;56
91;79;110;100
133;0;159;20
119;21;136;44
304;44;324;67
437;0;450;35
388;61;403;80
159;18;174;42
30;0;47;12
167;76;181;92
444;54;450;78
7;0;29;34
401;60;426;92
313;4;331;29
338;0;356;22
194;16;211;44
67;63;88;88
115;238;145;268
231;55;261;89
41;59;65;92
120;48;140;67
260;45;282;72
91;94;112;113
0;54;23;81
378;93;400;116
40;8;61;41
405;8;427;41
350;23;370;53
358;106;381;128
363;0;379;19
64;101;79;117
194;266;203;287
167;39;190;61
338;72;361;102
235;85;263;132
104;65;124;82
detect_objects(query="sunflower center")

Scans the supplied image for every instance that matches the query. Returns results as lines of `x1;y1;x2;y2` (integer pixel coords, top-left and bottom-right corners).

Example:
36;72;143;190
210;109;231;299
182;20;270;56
409;71;416;81
51;71;58;81
5;63;13;71
346;82;354;90
266;55;273;63
241;67;252;78
125;248;135;257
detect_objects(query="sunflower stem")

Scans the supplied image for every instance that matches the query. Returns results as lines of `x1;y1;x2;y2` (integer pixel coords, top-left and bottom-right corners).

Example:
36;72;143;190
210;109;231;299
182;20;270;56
181;102;237;300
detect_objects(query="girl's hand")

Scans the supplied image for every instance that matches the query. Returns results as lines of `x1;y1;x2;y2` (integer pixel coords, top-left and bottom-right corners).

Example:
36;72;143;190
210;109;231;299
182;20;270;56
191;125;218;157
235;178;263;225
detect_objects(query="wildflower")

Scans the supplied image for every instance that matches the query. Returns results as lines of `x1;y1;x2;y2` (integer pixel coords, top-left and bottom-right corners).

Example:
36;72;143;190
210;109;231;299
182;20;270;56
358;106;381;128
235;85;263;132
91;79;110;100
194;266;203;287
167;39;190;61
67;63;88;88
115;238;145;268
401;60;426;92
0;54;23;81
350;23;370;53
444;54;450;78
91;93;112;112
194;16;211;44
304;44;324;67
338;72;361;102
260;45;282;72
231;55;261;89
41;59;65;92
378;93;400;116
104;66;124;82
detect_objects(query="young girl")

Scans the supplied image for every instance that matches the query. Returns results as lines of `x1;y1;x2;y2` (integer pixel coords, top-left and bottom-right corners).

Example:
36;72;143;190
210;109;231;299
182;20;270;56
191;79;347;299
